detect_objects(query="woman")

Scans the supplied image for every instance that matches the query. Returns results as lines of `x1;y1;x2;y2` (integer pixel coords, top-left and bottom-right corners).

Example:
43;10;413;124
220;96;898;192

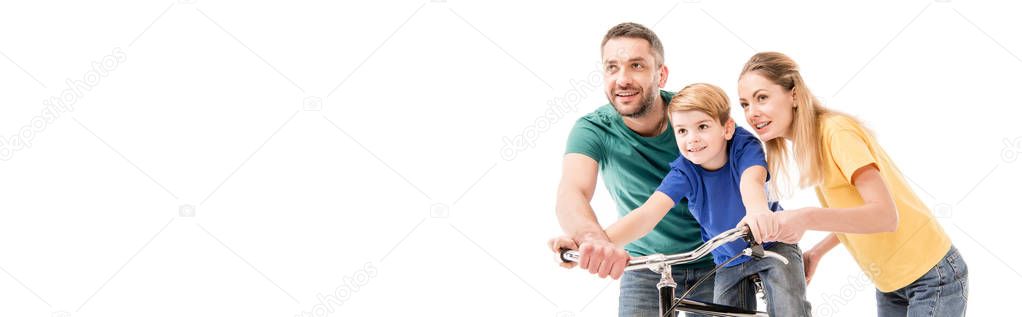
735;52;968;316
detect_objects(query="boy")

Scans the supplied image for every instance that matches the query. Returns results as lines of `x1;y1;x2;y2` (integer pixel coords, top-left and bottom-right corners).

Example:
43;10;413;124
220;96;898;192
605;83;812;316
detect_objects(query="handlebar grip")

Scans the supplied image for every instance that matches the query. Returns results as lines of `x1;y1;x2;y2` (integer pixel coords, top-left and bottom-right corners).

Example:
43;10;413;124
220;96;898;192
560;249;580;263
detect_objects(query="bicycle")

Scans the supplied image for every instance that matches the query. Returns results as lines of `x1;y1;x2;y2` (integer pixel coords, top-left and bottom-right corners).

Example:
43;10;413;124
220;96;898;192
559;227;789;317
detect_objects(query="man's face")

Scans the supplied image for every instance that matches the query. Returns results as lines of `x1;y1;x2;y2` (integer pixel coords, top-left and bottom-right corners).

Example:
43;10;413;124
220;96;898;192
601;37;666;118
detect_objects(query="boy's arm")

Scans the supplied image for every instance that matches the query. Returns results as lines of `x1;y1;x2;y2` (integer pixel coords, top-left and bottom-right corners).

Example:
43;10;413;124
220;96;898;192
739;165;771;214
737;165;776;242
604;192;676;247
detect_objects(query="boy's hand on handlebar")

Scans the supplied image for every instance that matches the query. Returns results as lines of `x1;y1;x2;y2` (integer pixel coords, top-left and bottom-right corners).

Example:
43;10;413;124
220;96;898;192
737;212;779;243
578;240;629;280
548;235;579;269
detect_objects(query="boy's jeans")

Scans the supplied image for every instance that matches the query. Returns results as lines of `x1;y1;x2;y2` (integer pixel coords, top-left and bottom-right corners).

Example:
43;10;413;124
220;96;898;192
876;245;968;317
619;264;715;317
713;242;813;316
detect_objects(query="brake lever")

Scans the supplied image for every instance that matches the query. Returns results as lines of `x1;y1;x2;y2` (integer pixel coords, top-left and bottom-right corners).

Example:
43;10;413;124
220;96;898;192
737;227;790;265
741;249;790;265
741;226;766;259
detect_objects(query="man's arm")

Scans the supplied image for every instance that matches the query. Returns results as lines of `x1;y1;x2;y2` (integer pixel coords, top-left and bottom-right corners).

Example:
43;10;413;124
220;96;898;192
555;153;606;242
551;153;629;279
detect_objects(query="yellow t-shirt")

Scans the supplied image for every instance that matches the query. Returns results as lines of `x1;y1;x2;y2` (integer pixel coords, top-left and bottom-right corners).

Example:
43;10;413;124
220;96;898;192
814;114;950;292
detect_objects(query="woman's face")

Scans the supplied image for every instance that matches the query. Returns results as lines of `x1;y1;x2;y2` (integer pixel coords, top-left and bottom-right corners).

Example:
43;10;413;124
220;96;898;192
738;73;796;141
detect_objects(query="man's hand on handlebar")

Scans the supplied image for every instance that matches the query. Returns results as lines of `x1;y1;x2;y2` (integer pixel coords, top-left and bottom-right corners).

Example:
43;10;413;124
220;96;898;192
577;239;629;280
548;234;629;280
548;236;579;269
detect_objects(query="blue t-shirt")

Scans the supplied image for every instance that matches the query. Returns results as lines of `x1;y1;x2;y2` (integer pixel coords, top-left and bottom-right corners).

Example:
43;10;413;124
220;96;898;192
655;126;782;266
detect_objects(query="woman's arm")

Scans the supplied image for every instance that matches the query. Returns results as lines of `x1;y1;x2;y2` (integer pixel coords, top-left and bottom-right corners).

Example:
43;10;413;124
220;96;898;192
773;164;899;243
604;192;677;246
804;233;840;285
808;233;841;255
798;164;898;232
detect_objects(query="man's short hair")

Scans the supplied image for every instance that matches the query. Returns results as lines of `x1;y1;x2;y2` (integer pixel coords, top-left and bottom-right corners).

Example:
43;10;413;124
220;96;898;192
601;22;664;67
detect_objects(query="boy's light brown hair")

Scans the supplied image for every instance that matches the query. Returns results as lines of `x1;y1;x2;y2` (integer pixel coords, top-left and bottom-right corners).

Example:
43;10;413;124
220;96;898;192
668;83;731;125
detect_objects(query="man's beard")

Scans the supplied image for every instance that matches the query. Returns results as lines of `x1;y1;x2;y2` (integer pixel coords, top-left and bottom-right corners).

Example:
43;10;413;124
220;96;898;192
616;90;657;118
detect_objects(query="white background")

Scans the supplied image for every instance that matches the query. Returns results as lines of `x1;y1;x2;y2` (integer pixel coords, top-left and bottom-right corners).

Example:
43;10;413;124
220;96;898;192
1;0;1020;316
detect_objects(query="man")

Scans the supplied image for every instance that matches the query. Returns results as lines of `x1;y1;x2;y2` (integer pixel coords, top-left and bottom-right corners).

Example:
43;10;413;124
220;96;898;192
548;22;715;316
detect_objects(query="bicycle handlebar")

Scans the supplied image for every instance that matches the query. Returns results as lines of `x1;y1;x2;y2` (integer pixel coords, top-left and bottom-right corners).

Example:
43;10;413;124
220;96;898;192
559;227;789;272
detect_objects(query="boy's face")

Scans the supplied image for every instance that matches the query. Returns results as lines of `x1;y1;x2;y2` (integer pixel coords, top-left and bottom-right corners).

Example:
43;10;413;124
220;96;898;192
670;110;736;170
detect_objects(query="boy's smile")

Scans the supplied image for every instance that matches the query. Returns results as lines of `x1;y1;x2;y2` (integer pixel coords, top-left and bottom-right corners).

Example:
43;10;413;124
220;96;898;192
686;144;708;153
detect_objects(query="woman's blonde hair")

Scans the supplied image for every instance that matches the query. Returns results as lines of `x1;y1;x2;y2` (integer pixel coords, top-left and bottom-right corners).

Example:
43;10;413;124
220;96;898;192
740;52;859;196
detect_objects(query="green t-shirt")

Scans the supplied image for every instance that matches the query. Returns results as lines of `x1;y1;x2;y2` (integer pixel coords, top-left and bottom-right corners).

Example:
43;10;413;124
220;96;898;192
565;90;712;268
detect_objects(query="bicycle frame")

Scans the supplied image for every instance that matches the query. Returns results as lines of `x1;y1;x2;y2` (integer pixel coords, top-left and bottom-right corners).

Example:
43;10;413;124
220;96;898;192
560;227;788;317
